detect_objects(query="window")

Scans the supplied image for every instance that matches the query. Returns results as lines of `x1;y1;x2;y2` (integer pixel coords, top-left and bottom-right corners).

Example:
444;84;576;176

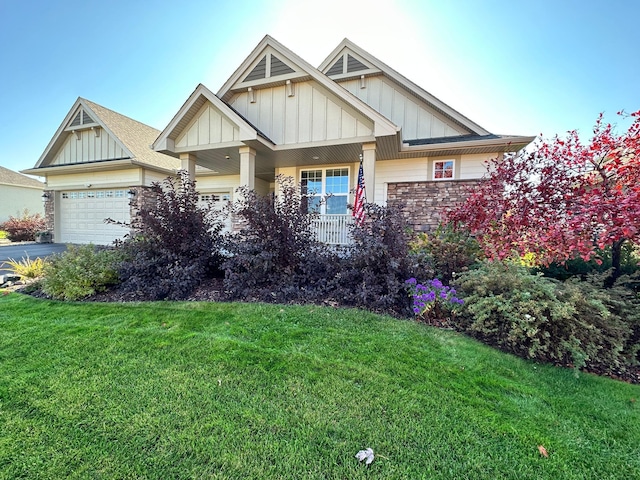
301;167;349;214
433;160;454;180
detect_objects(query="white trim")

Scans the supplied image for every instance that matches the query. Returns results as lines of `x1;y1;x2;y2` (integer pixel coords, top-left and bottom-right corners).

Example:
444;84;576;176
432;159;455;181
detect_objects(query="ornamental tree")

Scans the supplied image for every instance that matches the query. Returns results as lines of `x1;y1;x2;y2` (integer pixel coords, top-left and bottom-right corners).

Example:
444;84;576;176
448;111;640;285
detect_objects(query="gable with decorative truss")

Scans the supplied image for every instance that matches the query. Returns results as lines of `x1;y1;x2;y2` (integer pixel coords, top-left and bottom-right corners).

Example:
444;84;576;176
323;49;381;80
231;46;308;92
50;105;128;166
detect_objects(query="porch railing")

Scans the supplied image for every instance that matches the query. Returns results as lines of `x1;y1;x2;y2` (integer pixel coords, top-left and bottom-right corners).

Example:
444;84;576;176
311;214;354;245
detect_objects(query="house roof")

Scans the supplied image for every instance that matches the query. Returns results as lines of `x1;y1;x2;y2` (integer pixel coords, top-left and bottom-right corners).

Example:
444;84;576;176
217;35;399;139
0;165;43;189
24;98;180;175
319;38;491;137
153;83;274;154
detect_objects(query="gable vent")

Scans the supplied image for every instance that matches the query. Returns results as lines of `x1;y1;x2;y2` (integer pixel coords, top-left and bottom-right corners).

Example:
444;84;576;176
82;111;95;124
245;56;267;81
326;56;344;76
347;54;368;73
70;111;82;127
270;55;295;77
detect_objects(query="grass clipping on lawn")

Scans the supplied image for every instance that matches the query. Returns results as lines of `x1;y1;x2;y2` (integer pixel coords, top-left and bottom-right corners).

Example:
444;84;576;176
0;293;639;479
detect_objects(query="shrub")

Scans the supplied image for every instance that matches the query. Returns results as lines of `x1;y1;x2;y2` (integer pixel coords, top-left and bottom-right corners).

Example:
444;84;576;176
0;210;46;242
117;171;224;300
2;255;47;280
409;223;484;284
406;277;464;326
223;175;335;303
455;261;636;373
332;203;413;315
0;230;7;240
537;242;640;282
41;245;122;300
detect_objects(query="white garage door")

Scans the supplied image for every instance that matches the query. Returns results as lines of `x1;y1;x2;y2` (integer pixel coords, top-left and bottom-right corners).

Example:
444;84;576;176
198;191;232;232
59;189;130;245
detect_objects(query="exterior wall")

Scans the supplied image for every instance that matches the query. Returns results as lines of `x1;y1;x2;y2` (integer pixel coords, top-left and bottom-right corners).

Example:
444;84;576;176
230;81;374;145
45;168;142;190
374;153;493;204
338;76;468;140
0;184;44;222
51;129;127;165
195;175;270;199
387;180;480;232
127;186;156;233
43;190;54;233
175;104;240;148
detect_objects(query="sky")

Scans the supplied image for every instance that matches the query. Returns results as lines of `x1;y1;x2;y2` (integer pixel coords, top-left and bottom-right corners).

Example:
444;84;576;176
1;0;638;177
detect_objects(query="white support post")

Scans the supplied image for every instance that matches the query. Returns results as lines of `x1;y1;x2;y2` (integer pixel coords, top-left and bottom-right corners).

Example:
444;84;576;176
362;142;376;203
180;153;197;182
239;146;256;191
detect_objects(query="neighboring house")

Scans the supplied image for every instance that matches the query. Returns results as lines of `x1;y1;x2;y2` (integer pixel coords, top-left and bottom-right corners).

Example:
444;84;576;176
24;35;534;245
0;166;44;224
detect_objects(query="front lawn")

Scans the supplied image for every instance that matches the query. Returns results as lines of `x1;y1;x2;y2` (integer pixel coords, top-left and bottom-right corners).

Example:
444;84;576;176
0;294;638;479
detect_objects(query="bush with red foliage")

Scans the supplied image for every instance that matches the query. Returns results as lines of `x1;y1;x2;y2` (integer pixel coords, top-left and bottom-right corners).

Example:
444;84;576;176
0;210;46;242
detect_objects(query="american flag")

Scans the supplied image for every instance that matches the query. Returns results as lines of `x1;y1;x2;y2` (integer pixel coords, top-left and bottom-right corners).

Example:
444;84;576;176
353;160;366;225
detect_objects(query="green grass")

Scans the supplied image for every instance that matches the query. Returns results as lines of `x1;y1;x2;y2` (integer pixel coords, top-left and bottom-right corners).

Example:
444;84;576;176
0;294;638;479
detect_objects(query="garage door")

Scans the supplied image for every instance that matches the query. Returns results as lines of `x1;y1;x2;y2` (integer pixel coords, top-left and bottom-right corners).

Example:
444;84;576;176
198;192;232;232
59;189;130;245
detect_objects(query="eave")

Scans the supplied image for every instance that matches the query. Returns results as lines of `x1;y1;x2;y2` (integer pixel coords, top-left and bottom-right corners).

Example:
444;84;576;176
21;158;177;177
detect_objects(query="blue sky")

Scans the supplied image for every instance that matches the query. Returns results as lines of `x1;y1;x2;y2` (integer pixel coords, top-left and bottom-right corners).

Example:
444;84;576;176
1;0;638;176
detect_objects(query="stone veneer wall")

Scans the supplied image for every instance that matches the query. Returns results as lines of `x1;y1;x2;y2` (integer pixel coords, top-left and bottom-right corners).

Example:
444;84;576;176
386;180;480;232
43;191;55;235
128;186;157;233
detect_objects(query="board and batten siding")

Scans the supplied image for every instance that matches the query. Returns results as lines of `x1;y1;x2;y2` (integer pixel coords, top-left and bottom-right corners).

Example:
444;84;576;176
175;104;240;149
52;129;128;165
338;76;468;141
230;81;374;145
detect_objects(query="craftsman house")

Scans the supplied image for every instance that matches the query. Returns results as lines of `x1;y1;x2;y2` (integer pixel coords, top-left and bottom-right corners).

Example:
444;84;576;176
24;35;534;245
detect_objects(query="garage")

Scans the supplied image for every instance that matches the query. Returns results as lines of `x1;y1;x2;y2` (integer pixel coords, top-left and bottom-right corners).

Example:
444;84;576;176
59;189;130;245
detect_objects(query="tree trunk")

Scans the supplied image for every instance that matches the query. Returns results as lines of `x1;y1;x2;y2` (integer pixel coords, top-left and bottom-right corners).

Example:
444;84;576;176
605;239;625;288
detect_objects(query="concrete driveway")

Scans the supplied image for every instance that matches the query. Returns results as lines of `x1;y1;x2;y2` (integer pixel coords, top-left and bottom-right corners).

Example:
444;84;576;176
0;243;68;277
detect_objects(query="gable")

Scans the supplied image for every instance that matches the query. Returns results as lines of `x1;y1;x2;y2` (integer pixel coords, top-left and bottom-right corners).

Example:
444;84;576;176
339;75;470;140
322;48;381;80
231;45;308;92
43;103;130;166
175;102;241;149
229;79;374;145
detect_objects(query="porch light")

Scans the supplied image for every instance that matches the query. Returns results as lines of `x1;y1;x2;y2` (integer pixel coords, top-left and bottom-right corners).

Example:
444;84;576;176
127;189;136;199
41;192;51;202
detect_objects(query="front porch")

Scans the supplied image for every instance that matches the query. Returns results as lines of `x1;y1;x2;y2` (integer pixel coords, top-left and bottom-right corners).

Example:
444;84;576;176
312;214;354;245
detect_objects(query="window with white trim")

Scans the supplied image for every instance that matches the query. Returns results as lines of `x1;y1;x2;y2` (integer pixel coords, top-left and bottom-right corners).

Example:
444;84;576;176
301;167;349;214
433;160;454;180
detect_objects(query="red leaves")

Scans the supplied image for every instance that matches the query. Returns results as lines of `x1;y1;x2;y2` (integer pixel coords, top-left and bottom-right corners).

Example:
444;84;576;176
448;111;640;266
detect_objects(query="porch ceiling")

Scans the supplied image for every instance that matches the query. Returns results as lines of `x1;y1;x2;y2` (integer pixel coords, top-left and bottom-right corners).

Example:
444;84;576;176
188;140;383;182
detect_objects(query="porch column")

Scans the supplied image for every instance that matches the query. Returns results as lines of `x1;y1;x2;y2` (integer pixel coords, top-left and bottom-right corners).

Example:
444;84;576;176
180;153;197;182
362;142;376;203
239;146;256;190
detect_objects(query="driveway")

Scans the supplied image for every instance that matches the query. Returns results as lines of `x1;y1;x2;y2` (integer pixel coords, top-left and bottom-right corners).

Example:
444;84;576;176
0;243;68;277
